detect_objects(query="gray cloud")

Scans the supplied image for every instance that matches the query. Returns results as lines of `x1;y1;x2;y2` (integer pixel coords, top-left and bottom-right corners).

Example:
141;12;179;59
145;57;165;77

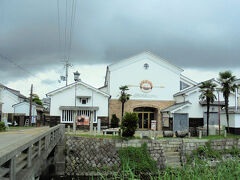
0;0;240;82
41;79;57;85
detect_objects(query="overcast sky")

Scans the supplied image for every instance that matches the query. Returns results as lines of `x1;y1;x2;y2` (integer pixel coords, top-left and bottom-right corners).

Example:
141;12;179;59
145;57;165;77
1;0;240;98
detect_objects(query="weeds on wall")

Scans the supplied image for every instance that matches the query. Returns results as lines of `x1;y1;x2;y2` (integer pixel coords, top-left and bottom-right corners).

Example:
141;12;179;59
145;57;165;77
118;143;157;175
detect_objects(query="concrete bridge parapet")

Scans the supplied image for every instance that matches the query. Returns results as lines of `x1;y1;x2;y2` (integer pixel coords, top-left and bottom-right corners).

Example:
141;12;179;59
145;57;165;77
0;124;65;180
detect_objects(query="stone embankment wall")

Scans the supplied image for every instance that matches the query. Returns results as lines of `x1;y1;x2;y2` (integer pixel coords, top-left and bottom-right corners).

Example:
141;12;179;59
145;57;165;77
65;136;166;176
181;138;240;163
65;136;240;176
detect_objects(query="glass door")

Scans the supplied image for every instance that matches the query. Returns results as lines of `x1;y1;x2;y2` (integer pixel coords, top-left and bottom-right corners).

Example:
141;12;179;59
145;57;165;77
136;112;154;129
143;113;149;129
138;113;143;129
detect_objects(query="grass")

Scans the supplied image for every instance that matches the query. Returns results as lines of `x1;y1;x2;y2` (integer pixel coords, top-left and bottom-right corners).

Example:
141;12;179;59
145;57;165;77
8;126;36;130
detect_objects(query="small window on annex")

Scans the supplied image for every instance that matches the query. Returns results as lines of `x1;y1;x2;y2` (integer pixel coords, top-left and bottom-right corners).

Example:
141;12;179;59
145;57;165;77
180;81;190;90
82;99;87;104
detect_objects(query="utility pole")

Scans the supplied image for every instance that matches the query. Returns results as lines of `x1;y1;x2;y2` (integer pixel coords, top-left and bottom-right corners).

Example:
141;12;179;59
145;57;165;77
29;84;33;126
65;60;71;86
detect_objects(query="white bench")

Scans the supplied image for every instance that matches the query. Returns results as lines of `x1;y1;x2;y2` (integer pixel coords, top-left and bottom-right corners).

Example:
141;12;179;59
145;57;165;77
103;128;119;136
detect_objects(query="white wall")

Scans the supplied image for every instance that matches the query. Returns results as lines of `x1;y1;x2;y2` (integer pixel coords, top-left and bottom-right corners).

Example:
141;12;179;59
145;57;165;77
234;114;240;127
2;90;19;114
49;83;109;118
14;102;37;116
175;89;237;118
174;95;185;103
109;58;181;101
221;113;240;128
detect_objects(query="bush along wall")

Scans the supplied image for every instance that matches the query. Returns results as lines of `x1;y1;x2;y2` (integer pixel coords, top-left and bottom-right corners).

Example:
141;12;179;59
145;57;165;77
0;122;6;132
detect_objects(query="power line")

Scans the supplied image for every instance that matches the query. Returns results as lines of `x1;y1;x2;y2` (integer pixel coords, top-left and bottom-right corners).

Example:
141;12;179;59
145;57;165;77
64;0;68;60
0;53;39;79
57;0;62;57
68;0;77;59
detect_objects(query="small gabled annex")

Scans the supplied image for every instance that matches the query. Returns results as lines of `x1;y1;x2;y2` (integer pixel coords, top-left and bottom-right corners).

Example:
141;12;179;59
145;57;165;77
46;81;110;126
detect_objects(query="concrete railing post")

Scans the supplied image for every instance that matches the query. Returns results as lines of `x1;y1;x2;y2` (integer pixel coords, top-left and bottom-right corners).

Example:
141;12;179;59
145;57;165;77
224;130;227;138
10;156;16;180
68;125;70;133
94;127;97;136
199;130;202;139
38;140;41;156
27;146;32;168
188;132;191;138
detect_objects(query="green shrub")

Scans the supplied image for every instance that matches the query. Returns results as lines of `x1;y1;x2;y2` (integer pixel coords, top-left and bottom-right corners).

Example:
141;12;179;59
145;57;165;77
121;112;138;137
0;121;6;132
118;143;157;176
111;114;120;128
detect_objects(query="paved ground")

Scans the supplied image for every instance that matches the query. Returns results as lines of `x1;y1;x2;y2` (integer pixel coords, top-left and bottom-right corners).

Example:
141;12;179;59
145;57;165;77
0;127;50;151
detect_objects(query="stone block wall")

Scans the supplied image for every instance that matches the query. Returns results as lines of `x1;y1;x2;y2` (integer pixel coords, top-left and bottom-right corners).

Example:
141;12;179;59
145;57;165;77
181;138;240;163
65;136;166;176
65;136;240;176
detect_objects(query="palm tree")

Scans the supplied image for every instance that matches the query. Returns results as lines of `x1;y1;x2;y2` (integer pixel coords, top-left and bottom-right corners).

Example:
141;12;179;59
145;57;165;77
219;71;238;133
119;85;131;118
199;80;217;136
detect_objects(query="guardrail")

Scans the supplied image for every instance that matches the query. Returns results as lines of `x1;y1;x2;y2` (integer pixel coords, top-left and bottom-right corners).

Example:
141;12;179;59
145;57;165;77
0;124;65;180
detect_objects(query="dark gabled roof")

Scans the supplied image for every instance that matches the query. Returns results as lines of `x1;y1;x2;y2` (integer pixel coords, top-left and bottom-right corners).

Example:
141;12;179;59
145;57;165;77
0;83;27;99
161;101;191;113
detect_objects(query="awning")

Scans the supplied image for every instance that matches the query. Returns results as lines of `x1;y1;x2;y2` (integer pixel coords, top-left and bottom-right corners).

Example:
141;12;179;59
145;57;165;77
161;101;191;113
199;100;225;106
59;106;99;111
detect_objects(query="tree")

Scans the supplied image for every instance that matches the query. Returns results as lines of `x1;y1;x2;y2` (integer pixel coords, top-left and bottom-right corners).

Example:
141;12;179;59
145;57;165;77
31;94;42;106
111;114;120;128
219;71;238;133
119;85;131;118
199;80;217;136
121;112;138;137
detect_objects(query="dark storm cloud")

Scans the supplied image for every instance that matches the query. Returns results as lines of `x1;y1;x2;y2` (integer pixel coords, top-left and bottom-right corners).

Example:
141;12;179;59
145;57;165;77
0;0;240;82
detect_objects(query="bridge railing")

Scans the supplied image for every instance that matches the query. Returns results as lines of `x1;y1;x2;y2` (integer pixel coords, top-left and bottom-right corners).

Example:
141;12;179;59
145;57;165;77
0;124;65;180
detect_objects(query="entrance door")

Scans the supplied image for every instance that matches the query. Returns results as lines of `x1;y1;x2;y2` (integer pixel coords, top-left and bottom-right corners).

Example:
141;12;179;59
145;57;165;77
137;112;154;129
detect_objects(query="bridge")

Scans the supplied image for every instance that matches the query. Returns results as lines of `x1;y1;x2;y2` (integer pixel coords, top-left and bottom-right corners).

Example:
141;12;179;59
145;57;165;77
0;124;65;180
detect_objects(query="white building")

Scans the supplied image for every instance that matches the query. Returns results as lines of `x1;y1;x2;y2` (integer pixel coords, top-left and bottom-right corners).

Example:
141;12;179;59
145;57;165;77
161;79;237;135
12;101;37;117
0;83;27;120
47;81;110;126
103;51;197;130
102;51;239;133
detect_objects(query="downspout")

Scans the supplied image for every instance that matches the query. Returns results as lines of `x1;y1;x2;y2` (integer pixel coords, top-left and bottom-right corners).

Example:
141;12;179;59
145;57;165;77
108;95;111;127
235;88;238;111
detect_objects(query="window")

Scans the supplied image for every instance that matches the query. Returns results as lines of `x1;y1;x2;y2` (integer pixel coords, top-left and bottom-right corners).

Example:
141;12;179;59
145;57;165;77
143;63;149;70
82;99;87;104
180;81;190;90
79;98;89;104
